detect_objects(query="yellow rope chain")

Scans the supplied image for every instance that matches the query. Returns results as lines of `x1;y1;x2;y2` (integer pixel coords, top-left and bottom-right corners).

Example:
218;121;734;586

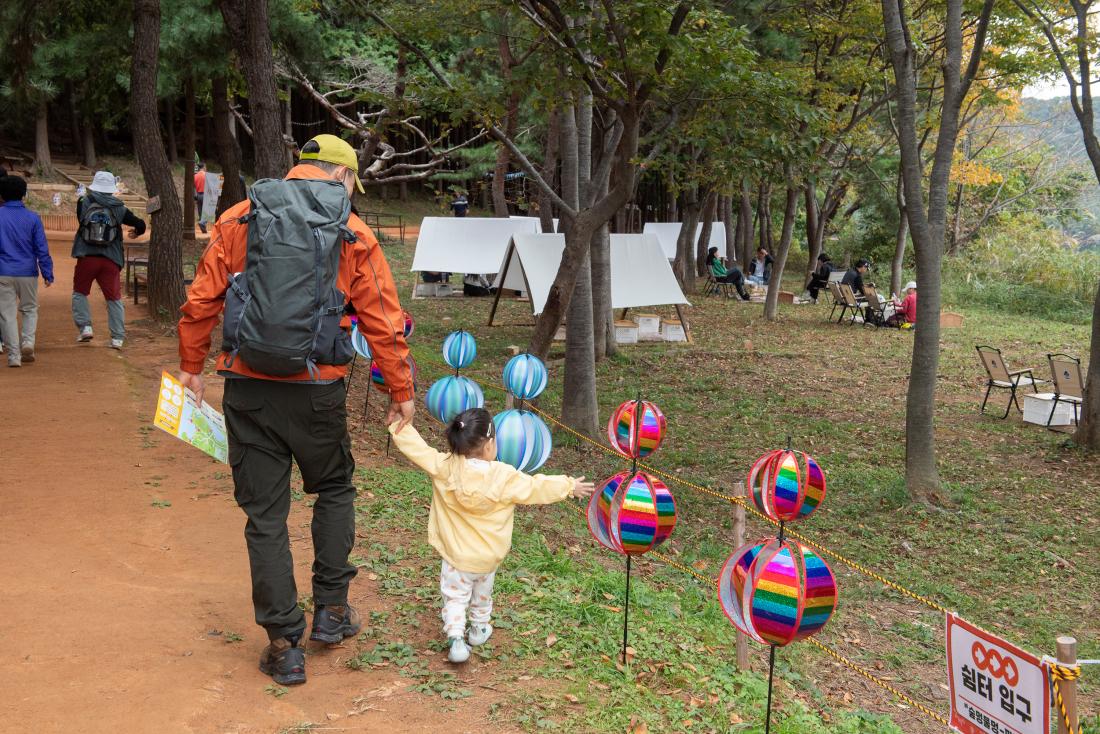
1049;664;1081;734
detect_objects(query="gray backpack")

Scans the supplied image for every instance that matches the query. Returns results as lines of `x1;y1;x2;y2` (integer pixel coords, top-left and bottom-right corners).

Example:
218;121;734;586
79;198;120;247
221;177;356;377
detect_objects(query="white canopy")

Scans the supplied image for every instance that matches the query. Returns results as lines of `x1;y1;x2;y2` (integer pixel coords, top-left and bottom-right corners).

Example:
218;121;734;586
643;221;727;259
492;232;689;317
411;217;540;275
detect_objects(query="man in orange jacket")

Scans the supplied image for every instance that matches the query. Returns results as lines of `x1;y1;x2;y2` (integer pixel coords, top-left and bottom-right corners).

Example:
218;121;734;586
177;134;414;685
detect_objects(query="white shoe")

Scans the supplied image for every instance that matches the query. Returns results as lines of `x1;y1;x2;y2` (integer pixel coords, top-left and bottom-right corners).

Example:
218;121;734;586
467;624;493;646
110;338;124;350
447;637;470;663
78;326;94;342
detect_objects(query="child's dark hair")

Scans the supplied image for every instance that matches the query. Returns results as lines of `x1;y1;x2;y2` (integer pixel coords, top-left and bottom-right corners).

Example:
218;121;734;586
446;408;495;456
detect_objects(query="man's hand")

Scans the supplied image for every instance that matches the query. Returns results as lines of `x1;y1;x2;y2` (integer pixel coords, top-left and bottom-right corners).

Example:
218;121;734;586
43;279;52;288
179;370;206;405
386;398;415;433
571;476;596;500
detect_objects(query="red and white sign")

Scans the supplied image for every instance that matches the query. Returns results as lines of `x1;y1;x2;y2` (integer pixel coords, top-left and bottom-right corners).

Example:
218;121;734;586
947;614;1049;734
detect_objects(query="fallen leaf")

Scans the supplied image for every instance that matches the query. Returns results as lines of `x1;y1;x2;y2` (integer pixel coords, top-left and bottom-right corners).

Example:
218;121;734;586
627;716;649;734
564;694;579;704
545;633;558;648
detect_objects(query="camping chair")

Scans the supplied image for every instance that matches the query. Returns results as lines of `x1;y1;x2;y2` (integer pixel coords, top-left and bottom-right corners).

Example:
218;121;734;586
827;281;847;321
704;273;731;298
1046;353;1084;426
976;346;1044;419
837;283;865;324
862;286;889;327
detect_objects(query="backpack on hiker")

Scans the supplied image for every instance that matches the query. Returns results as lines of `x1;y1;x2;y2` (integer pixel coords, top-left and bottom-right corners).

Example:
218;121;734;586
221;177;356;377
79;198;120;247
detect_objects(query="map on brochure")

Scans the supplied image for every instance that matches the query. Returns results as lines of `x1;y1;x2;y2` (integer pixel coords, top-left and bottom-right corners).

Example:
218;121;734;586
153;371;228;463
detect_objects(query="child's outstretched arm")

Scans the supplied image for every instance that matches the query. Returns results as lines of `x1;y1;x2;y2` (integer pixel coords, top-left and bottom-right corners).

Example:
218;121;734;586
495;468;595;506
388;421;447;477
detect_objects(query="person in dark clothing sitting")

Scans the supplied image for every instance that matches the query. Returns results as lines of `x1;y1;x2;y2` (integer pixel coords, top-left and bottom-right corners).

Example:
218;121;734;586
805;252;834;302
841;258;871;296
706;247;750;300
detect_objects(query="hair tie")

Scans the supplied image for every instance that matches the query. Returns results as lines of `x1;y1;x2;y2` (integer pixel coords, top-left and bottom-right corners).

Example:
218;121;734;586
458;420;465;428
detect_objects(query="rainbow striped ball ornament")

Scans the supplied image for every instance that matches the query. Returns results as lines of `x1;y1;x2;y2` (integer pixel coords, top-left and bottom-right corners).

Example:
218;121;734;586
587;471;677;555
425;375;484;423
370;356;418;393
350;327;372;360
502;353;548;400
442;330;477;370
403;310;415;339
493;409;552;473
718;538;837;646
747;450;826;523
608;400;666;459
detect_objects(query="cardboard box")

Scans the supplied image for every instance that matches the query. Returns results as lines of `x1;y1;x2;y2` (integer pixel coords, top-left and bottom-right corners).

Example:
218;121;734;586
940;311;964;328
777;291;795;304
614;320;639;344
662;319;686;342
1022;393;1079;426
633;313;661;337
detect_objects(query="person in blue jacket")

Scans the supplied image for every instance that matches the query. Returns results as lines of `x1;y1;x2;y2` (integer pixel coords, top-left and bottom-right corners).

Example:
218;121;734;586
0;175;53;366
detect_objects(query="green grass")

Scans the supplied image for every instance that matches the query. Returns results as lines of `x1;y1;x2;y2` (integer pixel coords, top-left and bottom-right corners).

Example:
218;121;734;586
338;219;1097;733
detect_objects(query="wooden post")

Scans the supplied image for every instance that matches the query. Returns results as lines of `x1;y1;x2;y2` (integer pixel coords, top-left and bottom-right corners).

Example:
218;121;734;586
1056;636;1078;734
733;481;749;671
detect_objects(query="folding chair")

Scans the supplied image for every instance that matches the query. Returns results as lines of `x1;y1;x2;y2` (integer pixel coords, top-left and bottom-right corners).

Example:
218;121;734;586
827;281;846;321
862;286;888;327
704;273;733;298
838;283;865;325
1046;353;1084;426
976;346;1044;419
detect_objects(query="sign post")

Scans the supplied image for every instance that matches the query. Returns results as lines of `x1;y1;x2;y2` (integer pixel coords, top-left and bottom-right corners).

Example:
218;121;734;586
947;614;1049;734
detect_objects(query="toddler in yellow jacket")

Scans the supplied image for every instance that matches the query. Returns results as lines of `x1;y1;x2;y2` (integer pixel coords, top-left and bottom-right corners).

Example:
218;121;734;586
389;408;594;663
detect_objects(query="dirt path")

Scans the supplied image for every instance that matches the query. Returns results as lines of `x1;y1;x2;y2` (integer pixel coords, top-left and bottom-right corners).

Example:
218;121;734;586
0;237;507;733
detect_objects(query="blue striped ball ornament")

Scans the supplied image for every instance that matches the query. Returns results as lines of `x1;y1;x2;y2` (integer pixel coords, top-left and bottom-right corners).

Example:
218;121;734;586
425;375;484;423
502;353;548;400
442;330;477;370
493;409;552;473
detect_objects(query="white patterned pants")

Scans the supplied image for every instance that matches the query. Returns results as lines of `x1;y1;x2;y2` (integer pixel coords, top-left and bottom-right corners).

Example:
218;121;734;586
440;559;495;639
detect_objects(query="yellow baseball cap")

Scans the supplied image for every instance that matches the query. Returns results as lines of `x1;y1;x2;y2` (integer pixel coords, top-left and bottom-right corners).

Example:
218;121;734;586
299;134;365;193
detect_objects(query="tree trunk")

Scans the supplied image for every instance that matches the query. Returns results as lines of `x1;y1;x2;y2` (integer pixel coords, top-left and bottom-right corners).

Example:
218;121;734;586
697;190;718;277
34;98;52;176
82;113;97;169
738;180;754;268
1075;280;1100;449
131;0;185;320
283;83;295;170
803;180;820;287
537;110;561;233
882;0;994;501
66;84;83;161
182;78;196;241
164;98;178;166
217;0;287;179
591;171;614;360
674;186;701;293
720;194;736;264
763;173;801;320
212;75;246;215
890;171;907;296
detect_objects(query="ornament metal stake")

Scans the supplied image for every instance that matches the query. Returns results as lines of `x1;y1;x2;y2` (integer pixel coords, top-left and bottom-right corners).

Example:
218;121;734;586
621;394;643;669
765;434;794;734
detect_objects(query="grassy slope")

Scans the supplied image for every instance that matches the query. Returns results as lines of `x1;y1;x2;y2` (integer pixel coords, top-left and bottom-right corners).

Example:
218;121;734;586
325;204;1096;734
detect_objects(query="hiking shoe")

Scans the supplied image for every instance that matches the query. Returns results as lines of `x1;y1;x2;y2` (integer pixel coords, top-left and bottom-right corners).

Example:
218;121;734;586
8;360;20;368
447;637;470;663
467;623;493;647
110;338;124;350
198;221;207;234
309;604;361;644
78;326;94;343
258;637;306;685
20;345;35;363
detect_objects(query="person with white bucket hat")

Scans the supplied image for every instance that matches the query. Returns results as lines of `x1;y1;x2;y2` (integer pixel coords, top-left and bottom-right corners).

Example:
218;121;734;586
71;170;146;349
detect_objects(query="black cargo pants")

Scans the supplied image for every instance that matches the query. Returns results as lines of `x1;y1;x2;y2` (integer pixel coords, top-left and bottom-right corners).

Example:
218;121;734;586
223;378;356;641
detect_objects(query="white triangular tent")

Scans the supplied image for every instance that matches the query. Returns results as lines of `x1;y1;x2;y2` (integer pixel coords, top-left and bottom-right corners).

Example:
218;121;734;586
488;232;691;338
508;215;560;233
642;222;727;260
411;216;541;277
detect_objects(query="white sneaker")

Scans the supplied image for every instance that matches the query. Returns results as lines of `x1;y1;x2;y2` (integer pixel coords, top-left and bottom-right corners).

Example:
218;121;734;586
467;624;493;646
447;637;470;663
78;326;94;343
110;338;124;350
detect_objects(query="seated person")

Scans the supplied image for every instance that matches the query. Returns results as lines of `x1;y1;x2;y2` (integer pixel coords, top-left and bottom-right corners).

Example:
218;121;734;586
747;247;773;284
841;258;871;296
463;273;495;297
887;281;917;327
705;247;750;300
805;252;833;302
421;271;450;284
